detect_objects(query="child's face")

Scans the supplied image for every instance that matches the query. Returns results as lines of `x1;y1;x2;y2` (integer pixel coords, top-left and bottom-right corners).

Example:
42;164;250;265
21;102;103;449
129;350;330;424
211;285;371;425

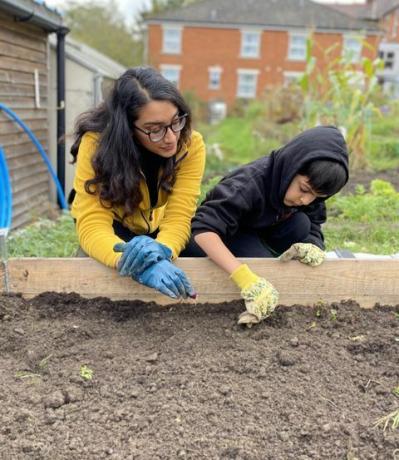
284;175;327;207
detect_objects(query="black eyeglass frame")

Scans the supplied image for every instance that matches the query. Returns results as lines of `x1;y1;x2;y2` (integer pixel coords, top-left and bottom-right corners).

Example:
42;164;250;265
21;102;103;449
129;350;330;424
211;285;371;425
134;113;188;143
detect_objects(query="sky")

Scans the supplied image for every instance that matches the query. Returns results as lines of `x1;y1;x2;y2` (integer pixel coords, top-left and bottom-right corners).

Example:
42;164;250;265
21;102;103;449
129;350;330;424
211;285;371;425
45;0;366;26
45;0;364;24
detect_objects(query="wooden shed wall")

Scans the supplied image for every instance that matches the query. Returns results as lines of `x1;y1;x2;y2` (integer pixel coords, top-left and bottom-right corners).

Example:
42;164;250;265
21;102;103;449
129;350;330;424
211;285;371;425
0;10;50;229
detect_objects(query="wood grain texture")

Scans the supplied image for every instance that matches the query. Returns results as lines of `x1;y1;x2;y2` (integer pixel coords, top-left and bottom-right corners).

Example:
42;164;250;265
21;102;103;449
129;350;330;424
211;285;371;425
1;258;399;308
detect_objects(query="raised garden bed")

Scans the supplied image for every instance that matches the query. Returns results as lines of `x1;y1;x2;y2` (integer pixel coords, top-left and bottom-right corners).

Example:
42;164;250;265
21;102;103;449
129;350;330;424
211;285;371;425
0;293;398;459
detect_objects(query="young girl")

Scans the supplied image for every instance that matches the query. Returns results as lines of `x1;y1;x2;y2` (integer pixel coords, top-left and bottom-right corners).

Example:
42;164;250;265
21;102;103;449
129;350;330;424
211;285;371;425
190;126;348;325
70;67;206;299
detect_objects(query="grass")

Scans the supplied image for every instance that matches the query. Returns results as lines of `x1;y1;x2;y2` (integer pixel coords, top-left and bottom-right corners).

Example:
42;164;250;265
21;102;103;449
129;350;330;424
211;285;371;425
7;212;78;258
324;180;399;254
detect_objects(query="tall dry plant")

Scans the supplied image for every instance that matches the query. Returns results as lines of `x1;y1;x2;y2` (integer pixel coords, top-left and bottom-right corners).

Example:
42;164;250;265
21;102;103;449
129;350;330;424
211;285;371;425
299;35;384;170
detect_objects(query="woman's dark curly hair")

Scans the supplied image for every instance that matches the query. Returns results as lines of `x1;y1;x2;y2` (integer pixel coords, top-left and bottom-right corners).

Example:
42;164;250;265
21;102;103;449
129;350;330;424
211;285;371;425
70;67;192;217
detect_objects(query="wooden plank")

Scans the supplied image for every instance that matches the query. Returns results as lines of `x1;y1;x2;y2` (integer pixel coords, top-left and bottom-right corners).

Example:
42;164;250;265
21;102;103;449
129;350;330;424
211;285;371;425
11;170;49;193
0;12;48;38
0;129;48;146
11;201;50;229
12;182;49;207
0;117;48;135
1;258;399;308
0;27;47;53
0;41;46;63
0;55;47;73
10;162;48;181
2;139;48;158
7;151;47;169
0;107;47;120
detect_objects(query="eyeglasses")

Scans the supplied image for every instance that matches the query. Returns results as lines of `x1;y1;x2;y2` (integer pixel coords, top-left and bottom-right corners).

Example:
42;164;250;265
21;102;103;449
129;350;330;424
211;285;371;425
134;113;188;143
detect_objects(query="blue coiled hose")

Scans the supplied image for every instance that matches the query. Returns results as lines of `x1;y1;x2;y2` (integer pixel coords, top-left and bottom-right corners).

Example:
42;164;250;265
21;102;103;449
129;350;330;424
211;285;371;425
0;146;12;230
0;102;68;210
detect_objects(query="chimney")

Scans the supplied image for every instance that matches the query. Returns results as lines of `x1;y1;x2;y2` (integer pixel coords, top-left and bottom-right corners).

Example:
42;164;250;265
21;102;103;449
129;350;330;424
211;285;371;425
366;0;377;19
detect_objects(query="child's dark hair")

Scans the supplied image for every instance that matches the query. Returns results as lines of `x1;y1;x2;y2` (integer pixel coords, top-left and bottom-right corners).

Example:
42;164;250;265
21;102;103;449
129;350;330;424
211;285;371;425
298;160;348;196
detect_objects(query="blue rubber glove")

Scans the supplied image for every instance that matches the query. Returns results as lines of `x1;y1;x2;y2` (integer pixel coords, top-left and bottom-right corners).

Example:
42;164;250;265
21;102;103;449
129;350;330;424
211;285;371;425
114;235;172;277
137;259;196;299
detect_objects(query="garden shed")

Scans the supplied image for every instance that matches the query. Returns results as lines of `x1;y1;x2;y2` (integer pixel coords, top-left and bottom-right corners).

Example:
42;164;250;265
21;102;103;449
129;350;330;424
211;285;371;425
47;36;126;201
0;0;65;228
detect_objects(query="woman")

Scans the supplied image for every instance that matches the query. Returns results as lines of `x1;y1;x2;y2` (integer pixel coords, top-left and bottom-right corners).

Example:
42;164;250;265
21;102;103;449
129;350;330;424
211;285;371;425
70;67;206;299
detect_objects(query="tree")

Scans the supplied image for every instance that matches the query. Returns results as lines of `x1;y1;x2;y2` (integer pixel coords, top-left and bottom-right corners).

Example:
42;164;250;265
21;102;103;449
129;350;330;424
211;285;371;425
138;0;198;21
64;0;143;67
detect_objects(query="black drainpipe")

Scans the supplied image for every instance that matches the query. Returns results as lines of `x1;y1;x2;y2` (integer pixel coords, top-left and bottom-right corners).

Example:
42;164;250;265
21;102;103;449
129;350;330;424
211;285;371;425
56;27;69;207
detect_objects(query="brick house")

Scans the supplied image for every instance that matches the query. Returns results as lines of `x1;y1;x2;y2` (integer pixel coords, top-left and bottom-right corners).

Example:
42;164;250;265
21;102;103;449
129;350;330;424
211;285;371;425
330;0;399;42
145;0;381;110
330;0;399;94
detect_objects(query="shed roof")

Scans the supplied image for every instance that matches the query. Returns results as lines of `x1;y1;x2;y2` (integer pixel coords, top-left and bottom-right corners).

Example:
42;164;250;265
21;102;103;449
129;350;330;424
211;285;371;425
0;0;63;32
49;35;126;79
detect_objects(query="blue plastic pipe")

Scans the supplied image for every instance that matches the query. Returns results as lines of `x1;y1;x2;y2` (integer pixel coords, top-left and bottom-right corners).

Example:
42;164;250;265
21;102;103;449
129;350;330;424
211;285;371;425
0;146;12;230
0;102;68;210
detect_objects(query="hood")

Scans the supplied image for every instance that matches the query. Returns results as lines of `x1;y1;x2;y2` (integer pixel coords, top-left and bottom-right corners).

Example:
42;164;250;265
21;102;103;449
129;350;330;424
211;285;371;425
269;125;349;210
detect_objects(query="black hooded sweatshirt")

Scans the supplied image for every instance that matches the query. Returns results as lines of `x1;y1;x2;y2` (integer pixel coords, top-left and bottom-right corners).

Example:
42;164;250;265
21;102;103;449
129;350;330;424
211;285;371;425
191;126;349;250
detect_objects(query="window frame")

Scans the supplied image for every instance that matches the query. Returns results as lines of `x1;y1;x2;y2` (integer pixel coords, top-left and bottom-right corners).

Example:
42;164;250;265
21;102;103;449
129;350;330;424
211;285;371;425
159;64;182;88
162;25;183;55
342;35;363;63
288;32;307;61
236;69;259;98
240;29;261;58
208;66;222;90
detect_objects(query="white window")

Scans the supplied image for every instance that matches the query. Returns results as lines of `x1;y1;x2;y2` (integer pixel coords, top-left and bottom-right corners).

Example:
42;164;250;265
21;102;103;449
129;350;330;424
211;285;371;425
162;26;182;54
237;69;259;98
379;49;395;70
288;33;307;61
343;36;362;63
160;65;181;87
240;30;261;58
208;66;222;90
283;71;303;86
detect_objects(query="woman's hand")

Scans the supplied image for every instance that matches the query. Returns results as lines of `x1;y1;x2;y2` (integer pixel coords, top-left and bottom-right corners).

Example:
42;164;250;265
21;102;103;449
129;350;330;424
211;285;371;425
138;260;196;299
114;236;172;277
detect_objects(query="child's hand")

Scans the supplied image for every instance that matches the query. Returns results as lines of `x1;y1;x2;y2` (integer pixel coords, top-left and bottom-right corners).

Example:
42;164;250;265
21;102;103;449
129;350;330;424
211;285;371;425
279;243;325;267
230;264;279;326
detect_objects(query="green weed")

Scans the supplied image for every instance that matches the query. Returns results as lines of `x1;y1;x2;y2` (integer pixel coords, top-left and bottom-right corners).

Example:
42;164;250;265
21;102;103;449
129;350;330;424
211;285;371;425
80;365;94;381
374;408;399;431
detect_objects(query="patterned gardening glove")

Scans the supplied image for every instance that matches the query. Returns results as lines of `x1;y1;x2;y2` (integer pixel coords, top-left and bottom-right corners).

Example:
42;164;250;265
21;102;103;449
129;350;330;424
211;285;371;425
230;264;279;327
137;259;196;300
279;243;325;267
114;235;172;278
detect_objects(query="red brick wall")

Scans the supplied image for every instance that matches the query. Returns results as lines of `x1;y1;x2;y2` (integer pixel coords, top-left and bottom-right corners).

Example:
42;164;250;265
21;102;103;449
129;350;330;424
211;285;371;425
380;9;399;42
148;24;379;107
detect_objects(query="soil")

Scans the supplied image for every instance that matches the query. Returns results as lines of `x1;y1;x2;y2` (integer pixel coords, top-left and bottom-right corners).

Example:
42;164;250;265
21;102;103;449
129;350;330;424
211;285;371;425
342;167;399;194
0;293;398;459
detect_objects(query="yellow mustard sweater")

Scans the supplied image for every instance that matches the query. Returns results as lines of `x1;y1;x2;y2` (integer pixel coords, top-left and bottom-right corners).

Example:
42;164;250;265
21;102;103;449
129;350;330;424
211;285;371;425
71;131;206;268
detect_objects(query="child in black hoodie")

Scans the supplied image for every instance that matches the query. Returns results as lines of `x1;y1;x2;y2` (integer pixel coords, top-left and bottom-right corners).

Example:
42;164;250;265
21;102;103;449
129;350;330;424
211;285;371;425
188;126;349;326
